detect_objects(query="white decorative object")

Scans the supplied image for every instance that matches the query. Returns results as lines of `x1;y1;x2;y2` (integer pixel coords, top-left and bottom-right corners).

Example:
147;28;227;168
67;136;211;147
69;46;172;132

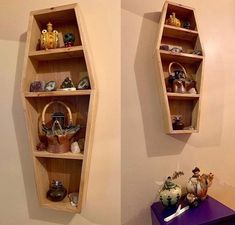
188;87;197;94
71;141;81;154
68;192;79;207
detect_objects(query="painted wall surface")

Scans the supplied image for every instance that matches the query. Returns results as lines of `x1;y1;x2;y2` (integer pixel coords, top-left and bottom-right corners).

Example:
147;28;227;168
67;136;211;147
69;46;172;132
0;1;120;225
122;0;235;225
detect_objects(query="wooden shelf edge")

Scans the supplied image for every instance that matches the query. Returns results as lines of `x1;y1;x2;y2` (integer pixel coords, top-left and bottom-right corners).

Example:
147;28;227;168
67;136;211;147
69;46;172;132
41;201;81;213
168;129;198;134
24;90;92;97
167;93;200;100
29;46;83;56
165;1;195;10
159;50;203;60
30;3;78;16
164;24;198;35
34;151;84;160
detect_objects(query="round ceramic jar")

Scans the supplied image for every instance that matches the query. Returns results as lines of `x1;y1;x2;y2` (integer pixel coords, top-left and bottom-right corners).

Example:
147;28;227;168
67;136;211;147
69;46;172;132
159;177;181;207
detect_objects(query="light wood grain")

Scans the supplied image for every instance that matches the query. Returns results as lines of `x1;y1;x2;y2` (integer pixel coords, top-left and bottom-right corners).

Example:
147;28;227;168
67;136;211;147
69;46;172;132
154;1;204;134
21;3;97;213
167;93;200;100
34;150;84;160
24;90;91;97
160;50;203;64
29;46;84;61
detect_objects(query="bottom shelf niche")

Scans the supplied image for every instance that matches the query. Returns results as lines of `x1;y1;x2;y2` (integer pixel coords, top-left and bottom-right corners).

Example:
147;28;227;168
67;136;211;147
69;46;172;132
168;98;199;133
35;157;83;213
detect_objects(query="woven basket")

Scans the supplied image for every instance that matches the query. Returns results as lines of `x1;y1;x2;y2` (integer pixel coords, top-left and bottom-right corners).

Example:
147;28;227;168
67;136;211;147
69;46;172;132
42;101;75;153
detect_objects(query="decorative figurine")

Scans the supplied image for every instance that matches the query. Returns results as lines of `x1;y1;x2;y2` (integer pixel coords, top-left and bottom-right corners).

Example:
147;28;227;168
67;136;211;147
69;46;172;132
172;115;184;130
52;112;65;128
59;77;76;91
64;33;75;47
68;192;79;207
186;167;214;207
47;180;67;202
44;80;56;91
30;81;45;92
77;76;90;90
183;21;191;29
40;22;59;50
71;141;81;154
159;171;184;207
165;12;181;27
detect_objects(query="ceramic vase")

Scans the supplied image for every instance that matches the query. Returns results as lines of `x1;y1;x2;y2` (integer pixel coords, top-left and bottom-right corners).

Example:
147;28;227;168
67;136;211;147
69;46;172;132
159;177;181;207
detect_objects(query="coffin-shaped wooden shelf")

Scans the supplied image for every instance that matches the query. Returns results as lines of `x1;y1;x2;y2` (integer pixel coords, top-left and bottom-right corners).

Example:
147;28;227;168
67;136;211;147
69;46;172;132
21;4;97;213
154;1;204;134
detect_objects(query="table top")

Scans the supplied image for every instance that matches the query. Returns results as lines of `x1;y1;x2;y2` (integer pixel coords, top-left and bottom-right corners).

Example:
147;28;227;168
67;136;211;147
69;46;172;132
151;196;235;225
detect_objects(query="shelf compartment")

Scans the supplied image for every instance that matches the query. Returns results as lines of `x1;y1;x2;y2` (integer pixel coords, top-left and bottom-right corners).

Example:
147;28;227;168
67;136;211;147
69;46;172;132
24;90;91;98
169;98;199;132
165;2;197;31
160;50;203;64
23;57;90;93
29;5;81;51
34;151;84;160
35;157;83;213
29;46;84;61
167;93;200;100
25;95;89;153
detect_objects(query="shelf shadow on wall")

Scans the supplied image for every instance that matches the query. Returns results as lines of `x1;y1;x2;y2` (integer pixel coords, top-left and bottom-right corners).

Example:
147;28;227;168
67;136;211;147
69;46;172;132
11;33;74;225
134;12;190;157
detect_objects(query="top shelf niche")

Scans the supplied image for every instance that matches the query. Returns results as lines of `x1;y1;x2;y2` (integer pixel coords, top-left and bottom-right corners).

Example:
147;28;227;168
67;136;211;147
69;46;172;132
29;7;81;51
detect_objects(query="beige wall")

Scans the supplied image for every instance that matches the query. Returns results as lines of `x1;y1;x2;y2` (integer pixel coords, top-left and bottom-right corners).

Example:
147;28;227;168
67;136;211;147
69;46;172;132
122;0;235;225
0;1;120;225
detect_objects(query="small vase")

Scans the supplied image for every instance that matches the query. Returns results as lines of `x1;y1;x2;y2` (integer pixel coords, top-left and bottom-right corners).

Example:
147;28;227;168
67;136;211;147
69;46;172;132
159;177;181;207
47;180;67;202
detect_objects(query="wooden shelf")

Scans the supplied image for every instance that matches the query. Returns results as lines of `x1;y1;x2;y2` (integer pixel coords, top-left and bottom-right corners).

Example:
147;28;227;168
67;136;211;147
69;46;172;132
24;90;91;98
160;50;203;64
21;3;97;214
169;129;198;134
42;198;80;213
29;46;84;61
34;151;84;160
154;1;204;134
163;25;198;41
167;93;200;100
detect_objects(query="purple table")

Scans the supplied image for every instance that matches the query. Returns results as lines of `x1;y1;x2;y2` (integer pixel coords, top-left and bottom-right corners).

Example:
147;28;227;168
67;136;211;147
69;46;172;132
151;196;235;225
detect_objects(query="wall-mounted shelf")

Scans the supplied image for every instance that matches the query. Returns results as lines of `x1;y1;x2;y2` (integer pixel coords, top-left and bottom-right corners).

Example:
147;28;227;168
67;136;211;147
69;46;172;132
154;1;204;134
21;3;97;213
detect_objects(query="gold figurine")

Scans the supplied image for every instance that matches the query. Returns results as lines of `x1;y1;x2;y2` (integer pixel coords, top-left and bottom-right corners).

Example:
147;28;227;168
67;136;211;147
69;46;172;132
40;22;59;50
165;12;181;27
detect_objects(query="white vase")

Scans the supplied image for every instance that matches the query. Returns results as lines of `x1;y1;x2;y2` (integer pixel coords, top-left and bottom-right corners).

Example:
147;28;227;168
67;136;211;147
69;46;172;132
159;178;181;207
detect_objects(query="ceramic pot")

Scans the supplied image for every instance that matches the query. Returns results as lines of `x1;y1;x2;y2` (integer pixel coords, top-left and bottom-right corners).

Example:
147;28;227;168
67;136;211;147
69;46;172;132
159;177;181;207
47;180;67;202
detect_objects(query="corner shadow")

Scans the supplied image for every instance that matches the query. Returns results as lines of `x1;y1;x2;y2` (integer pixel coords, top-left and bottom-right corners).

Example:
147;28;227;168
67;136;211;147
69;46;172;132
11;32;74;224
134;12;190;157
